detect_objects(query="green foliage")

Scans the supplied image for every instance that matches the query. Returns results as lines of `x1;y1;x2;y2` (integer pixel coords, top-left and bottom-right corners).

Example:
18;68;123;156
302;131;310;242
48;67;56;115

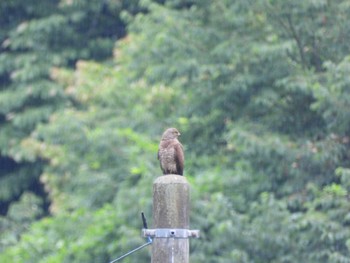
0;0;146;250
310;57;350;135
1;0;350;262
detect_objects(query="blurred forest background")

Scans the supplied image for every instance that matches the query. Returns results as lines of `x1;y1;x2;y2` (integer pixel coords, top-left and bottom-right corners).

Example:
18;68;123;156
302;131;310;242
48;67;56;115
1;0;350;262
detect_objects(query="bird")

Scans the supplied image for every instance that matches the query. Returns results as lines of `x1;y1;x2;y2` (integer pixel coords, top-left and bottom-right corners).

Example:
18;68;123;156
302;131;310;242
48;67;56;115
158;128;184;176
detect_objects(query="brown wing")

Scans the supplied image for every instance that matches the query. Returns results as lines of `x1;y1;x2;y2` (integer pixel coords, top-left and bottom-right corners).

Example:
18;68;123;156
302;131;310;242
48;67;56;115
157;146;165;174
174;142;184;175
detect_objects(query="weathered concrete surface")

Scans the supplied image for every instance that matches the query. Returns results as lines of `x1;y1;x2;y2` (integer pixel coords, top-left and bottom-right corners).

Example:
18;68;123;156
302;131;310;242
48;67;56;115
152;174;190;263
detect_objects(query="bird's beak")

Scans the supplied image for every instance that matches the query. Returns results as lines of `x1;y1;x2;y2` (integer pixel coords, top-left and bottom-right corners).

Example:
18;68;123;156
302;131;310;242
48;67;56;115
178;132;181;136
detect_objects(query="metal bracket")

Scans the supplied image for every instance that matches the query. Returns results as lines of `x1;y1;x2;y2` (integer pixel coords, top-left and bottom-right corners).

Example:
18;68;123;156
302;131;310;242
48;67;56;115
143;228;200;239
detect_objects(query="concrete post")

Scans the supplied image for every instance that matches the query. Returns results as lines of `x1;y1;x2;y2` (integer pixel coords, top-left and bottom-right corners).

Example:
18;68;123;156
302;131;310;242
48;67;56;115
151;174;190;263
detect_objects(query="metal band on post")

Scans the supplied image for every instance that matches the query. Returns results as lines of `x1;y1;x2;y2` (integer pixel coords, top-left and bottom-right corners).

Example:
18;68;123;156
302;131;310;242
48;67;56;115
143;228;200;239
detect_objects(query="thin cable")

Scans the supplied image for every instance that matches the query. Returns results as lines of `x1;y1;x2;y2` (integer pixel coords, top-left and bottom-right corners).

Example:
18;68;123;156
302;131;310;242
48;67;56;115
109;239;152;263
108;212;152;263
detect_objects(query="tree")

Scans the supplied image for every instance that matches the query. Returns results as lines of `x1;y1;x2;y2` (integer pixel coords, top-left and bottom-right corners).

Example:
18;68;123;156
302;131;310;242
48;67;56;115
1;0;350;262
0;0;142;251
119;1;350;261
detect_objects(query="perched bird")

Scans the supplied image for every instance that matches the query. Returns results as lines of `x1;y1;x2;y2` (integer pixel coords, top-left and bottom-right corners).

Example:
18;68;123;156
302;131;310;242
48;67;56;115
158;128;184;176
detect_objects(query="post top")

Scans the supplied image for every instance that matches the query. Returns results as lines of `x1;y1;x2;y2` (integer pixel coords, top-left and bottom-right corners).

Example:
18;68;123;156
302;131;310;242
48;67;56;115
154;174;188;185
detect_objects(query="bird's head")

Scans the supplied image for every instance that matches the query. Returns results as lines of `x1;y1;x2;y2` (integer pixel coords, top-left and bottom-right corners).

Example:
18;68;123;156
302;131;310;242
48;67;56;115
161;128;181;140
